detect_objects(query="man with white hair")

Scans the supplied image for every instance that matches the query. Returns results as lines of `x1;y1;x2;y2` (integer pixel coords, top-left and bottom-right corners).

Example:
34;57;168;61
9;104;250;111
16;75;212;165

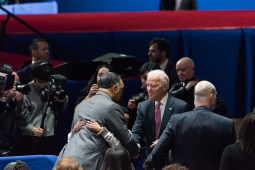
132;69;188;156
144;80;236;170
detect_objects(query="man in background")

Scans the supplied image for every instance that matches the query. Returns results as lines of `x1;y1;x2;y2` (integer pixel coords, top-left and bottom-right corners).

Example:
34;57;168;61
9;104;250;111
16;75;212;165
15;60;68;155
160;0;197;11
169;57;227;116
17;38;49;84
147;37;179;88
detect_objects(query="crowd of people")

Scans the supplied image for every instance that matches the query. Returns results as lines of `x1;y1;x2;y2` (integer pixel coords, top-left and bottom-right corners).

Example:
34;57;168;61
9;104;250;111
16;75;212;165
1;36;255;170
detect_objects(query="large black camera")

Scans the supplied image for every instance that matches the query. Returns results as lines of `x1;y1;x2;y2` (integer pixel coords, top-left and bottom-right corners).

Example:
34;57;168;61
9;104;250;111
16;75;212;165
0;64;15;91
14;81;31;95
41;74;67;102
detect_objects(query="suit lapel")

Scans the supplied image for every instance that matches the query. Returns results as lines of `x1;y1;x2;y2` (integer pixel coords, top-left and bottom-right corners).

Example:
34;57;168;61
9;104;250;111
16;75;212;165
160;95;174;134
147;101;156;135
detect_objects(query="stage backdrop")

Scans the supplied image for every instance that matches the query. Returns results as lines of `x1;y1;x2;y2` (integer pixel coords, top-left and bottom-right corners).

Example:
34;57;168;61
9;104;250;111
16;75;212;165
1;11;255;117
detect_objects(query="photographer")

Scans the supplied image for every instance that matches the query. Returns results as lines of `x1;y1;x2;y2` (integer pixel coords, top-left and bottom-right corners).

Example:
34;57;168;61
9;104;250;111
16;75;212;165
0;64;23;156
15;60;68;155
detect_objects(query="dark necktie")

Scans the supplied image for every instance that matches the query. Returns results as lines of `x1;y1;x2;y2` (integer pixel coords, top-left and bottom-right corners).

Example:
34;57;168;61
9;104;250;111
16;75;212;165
155;101;161;140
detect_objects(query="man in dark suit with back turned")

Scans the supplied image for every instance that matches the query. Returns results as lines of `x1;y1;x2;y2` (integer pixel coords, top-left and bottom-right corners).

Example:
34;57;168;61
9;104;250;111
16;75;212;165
144;80;236;170
132;69;188;157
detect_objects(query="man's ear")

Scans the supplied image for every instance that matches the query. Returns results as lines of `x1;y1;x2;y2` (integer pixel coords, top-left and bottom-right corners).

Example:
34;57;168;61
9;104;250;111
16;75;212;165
112;85;119;94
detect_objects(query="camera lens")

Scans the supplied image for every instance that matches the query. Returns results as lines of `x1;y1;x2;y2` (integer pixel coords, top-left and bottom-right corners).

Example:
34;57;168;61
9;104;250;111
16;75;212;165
16;84;31;95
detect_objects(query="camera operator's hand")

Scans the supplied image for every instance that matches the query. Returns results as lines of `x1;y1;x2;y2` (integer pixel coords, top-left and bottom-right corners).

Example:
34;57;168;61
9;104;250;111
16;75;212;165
6;87;24;102
86;84;99;99
14;91;24;102
128;99;137;110
32;127;44;137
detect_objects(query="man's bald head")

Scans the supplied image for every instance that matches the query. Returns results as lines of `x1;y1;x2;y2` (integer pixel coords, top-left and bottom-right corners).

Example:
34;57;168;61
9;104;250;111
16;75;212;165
194;81;217;109
176;57;195;81
177;57;194;68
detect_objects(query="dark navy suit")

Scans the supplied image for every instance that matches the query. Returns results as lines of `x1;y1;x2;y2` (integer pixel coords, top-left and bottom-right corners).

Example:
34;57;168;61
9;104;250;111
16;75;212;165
148;106;236;170
132;93;188;155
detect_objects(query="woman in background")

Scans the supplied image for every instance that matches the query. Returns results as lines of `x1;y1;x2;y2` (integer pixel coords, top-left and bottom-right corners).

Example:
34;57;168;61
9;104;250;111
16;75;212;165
219;112;255;170
75;64;112;105
100;147;133;170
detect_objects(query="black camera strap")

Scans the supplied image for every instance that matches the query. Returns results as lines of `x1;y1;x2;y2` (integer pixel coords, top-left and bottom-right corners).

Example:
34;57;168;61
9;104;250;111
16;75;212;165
40;103;49;129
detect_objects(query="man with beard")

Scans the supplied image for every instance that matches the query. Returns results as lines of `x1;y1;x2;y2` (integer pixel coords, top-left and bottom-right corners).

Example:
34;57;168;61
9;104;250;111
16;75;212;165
147;37;179;88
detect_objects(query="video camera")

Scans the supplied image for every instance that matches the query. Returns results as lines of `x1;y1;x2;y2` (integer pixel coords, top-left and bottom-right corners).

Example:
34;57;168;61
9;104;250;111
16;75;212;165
41;74;67;102
0;64;15;91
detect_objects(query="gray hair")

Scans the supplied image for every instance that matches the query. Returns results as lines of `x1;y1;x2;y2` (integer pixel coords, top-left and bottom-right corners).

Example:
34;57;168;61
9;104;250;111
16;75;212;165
4;160;29;170
98;72;121;89
147;69;169;90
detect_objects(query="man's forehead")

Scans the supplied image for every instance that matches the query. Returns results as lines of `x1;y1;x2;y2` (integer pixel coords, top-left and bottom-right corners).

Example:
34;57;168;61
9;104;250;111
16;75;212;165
38;42;48;47
150;43;158;49
147;76;160;83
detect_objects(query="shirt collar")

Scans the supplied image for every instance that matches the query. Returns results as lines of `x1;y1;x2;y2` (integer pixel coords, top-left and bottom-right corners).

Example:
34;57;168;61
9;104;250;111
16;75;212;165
159;58;168;71
155;92;168;106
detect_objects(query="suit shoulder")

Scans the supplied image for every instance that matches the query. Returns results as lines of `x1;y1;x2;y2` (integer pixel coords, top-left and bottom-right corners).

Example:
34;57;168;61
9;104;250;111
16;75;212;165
212;113;233;124
138;99;153;107
169;95;188;106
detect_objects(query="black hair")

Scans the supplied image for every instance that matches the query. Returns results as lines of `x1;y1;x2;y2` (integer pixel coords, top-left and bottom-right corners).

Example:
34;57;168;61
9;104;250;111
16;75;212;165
75;64;113;105
29;38;47;51
149;37;171;57
139;62;160;76
100;147;132;170
31;60;52;82
237;112;255;156
98;72;121;89
85;64;112;94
